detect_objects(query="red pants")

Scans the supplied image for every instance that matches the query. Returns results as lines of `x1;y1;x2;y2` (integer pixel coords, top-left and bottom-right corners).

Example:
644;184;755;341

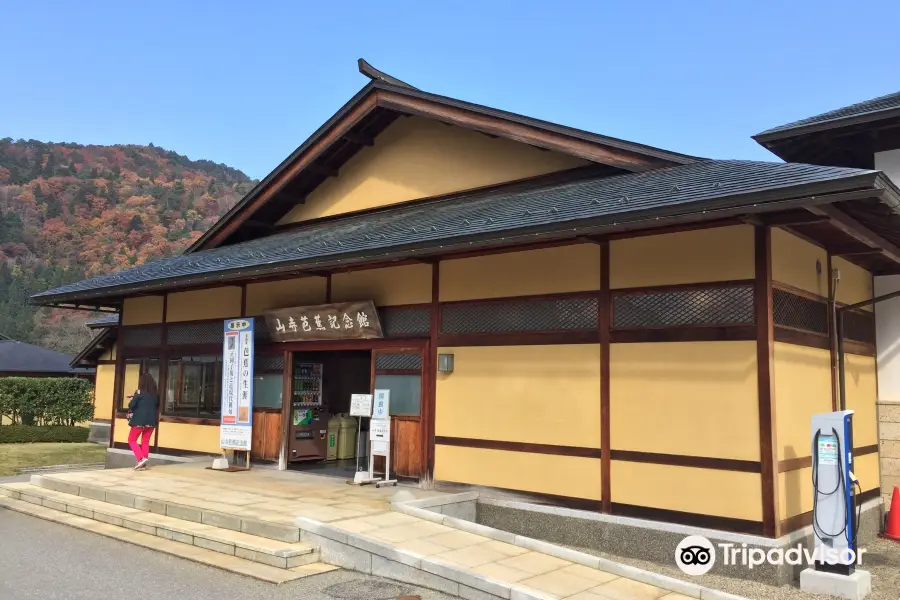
128;427;154;462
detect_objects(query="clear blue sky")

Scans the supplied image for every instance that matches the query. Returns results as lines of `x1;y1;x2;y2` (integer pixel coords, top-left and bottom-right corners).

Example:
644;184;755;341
3;1;899;180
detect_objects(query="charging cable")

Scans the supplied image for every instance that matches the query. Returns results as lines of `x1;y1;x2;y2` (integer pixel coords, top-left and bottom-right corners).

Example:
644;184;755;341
812;427;850;543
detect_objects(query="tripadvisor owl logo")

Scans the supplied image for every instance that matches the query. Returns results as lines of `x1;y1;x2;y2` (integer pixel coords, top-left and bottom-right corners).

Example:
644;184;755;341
675;535;716;576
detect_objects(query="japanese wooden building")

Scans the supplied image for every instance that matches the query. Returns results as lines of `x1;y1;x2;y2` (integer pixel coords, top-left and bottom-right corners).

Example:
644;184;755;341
41;62;898;538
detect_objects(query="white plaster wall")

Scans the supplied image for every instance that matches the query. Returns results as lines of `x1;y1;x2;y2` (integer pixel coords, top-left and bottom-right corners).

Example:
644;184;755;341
874;274;900;502
875;149;900;186
875;275;900;402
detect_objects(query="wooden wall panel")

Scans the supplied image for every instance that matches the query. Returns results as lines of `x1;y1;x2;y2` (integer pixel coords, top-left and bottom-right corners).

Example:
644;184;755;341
251;411;283;461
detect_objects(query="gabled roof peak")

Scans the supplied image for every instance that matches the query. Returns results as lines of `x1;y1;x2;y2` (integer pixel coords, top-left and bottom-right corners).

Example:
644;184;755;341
358;59;417;90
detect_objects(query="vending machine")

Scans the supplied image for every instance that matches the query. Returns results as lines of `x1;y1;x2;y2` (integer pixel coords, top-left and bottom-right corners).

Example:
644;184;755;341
288;360;329;461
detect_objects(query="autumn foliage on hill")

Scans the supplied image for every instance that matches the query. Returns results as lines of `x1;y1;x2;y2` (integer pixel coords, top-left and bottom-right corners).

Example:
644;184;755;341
0;138;256;354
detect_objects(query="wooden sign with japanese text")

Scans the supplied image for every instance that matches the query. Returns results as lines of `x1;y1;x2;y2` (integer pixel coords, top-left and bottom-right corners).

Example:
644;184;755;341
264;300;383;342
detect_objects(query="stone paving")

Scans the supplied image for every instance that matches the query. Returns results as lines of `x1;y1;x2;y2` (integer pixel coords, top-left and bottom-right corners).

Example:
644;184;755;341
28;464;706;599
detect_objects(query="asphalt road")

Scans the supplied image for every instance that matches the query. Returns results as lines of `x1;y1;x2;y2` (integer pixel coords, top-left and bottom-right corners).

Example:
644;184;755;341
0;506;455;600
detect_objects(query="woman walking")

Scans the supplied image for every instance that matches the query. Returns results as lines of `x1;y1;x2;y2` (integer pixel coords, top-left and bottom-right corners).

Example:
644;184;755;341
126;373;159;470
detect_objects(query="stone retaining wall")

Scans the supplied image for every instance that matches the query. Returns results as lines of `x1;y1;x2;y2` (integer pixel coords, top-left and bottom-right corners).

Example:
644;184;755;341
880;401;900;505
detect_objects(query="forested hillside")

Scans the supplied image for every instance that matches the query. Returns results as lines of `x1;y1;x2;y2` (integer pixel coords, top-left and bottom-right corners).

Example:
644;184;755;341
0;139;256;354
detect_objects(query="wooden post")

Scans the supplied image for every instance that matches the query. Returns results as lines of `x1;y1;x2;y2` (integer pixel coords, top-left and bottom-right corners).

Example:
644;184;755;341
599;241;611;513
754;225;779;538
153;294;168;453
425;261;440;485
279;350;292;470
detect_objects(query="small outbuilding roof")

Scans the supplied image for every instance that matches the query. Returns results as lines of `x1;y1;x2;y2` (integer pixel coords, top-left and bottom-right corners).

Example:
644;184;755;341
85;314;120;328
755;91;900;141
0;337;90;375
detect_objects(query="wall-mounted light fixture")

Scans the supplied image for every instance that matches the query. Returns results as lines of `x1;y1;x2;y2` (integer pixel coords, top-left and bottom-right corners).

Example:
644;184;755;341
438;353;454;373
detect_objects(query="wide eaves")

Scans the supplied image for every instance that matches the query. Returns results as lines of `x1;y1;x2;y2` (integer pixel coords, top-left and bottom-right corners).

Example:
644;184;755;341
31;160;889;308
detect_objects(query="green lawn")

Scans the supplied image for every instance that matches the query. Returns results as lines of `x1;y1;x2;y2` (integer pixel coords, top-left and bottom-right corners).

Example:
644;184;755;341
0;443;107;476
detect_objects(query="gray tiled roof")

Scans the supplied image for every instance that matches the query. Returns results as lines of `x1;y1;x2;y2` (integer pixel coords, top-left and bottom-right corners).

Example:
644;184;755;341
0;340;82;373
32;160;876;304
85;314;120;328
757;91;900;138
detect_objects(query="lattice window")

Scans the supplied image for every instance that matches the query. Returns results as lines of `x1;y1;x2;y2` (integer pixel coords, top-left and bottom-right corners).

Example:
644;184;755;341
379;306;432;337
843;310;875;345
612;284;754;329
375;353;423;371
773;288;828;335
254;319;273;343
440;296;598;335
122;325;162;348
166;322;223;346
255;354;285;373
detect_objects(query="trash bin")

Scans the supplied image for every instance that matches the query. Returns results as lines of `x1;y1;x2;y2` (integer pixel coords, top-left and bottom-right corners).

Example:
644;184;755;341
337;414;358;460
325;414;340;461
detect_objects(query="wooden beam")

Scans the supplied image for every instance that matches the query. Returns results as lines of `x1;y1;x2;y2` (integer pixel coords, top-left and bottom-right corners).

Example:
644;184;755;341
807;203;900;265
306;162;340;178
203;94;378;248
831;248;884;258
376;90;673;172
342;131;375;146
242;220;275;231
759;213;831;227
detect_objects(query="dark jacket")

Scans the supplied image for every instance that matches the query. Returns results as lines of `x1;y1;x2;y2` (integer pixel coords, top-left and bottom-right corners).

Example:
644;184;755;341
127;393;159;428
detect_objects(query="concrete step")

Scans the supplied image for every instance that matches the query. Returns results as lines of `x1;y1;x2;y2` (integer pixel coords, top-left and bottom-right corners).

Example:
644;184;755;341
0;482;318;570
0;495;338;584
28;474;301;543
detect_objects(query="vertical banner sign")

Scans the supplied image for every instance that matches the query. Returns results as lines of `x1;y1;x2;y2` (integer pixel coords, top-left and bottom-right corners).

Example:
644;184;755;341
220;318;255;451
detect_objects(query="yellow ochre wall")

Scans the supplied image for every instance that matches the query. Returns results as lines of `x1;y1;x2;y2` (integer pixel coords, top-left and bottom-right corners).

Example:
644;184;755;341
779;468;814;520
166;287;242;322
434;344;602;500
113;417;130;445
771;228;828;297
277;116;588;225
610;225;754;289
332;264;432;306
833;256;874;310
100;347;115;361
123;363;140;401
612;462;763;521
435;446;602;501
245;277;327;315
610;342;760;460
440;244;601;301
435;345;601;447
122;296;164;325
157;422;221;454
772;343;834;520
93;364;116;422
773;343;833;462
846;355;879;447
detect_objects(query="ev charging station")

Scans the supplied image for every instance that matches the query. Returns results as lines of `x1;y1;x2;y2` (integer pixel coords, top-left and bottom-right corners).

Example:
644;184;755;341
801;410;871;599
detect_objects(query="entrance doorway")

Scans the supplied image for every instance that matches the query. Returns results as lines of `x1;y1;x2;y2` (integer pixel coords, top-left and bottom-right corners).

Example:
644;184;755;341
272;344;427;482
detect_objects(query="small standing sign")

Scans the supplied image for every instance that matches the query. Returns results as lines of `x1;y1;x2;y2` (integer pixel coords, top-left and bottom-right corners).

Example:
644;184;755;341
350;389;395;487
220;318;255;469
349;394;373;480
350;394;373;418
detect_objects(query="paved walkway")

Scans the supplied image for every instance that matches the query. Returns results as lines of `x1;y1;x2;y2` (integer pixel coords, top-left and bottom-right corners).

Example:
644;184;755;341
31;465;696;600
0;507;457;600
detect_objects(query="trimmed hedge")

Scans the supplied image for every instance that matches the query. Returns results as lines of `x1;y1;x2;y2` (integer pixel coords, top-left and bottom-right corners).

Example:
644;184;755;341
0;425;90;444
0;377;93;426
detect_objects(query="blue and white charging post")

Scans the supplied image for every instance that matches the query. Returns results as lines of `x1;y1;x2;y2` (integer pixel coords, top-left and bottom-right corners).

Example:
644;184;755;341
800;410;871;599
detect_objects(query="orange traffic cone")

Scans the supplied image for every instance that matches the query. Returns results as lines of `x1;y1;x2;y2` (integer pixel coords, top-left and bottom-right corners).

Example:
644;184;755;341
882;486;900;543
